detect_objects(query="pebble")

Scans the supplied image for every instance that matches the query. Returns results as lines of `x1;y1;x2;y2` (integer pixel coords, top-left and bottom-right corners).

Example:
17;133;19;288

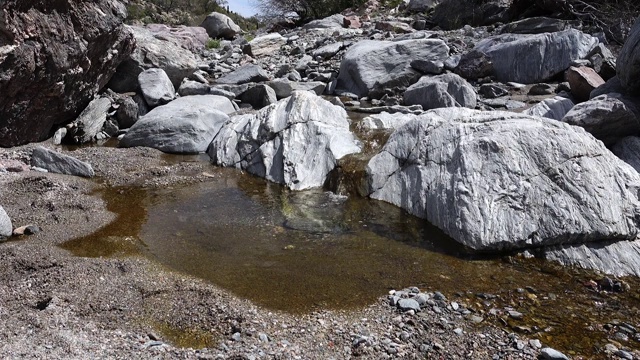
258;333;269;342
453;328;463;336
231;332;241;342
508;310;524;320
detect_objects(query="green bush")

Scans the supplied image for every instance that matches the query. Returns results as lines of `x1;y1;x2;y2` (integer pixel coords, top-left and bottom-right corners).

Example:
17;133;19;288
206;38;221;49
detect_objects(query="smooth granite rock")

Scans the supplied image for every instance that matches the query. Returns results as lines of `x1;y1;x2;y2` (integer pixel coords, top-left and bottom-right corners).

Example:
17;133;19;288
31;147;94;178
208;91;361;190
366;108;640;251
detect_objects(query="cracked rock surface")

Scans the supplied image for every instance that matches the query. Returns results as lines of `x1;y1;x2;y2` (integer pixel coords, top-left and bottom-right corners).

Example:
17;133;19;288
208;91;361;190
366;107;640;251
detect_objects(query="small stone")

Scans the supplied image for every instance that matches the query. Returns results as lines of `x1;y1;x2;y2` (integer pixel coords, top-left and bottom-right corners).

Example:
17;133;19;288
398;298;420;312
451;302;459;311
615;350;633;360
258;333;269;342
12;225;40;236
508;310;524;320
529;339;542;349
453;328;463;336
539;347;570;360
528;83;555;95
231;332;241;341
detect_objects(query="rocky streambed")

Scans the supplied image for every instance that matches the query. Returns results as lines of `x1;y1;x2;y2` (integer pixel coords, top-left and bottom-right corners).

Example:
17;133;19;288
0;144;639;359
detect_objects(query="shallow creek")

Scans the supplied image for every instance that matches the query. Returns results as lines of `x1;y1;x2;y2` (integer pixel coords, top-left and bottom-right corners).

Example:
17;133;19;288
60;154;640;357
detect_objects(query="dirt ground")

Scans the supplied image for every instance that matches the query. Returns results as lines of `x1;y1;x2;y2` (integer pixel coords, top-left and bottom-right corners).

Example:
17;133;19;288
0;143;555;359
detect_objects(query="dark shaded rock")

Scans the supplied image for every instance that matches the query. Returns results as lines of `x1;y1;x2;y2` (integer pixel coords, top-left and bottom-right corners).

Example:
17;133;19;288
455;50;494;80
239;84;277;109
500;17;568;34
410;60;444;75
479;84;508;98
116;97;139;129
431;0;511;30
0;0;134;147
617;17;640;94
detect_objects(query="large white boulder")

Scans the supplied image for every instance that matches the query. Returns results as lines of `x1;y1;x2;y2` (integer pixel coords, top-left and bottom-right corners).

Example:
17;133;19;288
366;108;640;251
208;91;362;190
200;12;241;40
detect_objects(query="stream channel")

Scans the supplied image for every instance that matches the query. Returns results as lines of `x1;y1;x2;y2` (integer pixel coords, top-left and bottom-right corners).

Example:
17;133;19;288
60;152;640;358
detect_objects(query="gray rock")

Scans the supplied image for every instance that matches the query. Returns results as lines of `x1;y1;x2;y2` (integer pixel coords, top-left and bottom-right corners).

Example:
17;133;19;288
614;136;640;172
145;24;209;52
407;0;439;12
474;29;599;83
138;68;176;107
0;206;12;239
119;96;233;154
539;347;570;360
31;147;94;178
524;96;575;121
410;59;444;75
431;0;511;30
403;74;477;110
303;14;345;29
312;42;344;60
53;128;67;145
208;91;361;190
561;94;640;146
65;97;112;144
200;12;241;40
266;79;326;99
116;97;139;129
455;50;493;80
211;84;249;97
336;39;449;98
178;79;210;96
209;87;237;100
617;17;640;93
591;76;625;99
245;33;287;57
500;17;569;34
216;65;270;85
238;84;277;109
107;25;198;92
366;108;640;251
397;298;421;312
479;84;508;99
543;239;640;277
358;112;420;131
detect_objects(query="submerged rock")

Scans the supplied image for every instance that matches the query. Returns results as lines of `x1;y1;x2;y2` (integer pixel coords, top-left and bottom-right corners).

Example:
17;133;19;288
542;240;640;277
31;147;94;178
366;108;640;251
119;96;233;154
208;91;362;190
